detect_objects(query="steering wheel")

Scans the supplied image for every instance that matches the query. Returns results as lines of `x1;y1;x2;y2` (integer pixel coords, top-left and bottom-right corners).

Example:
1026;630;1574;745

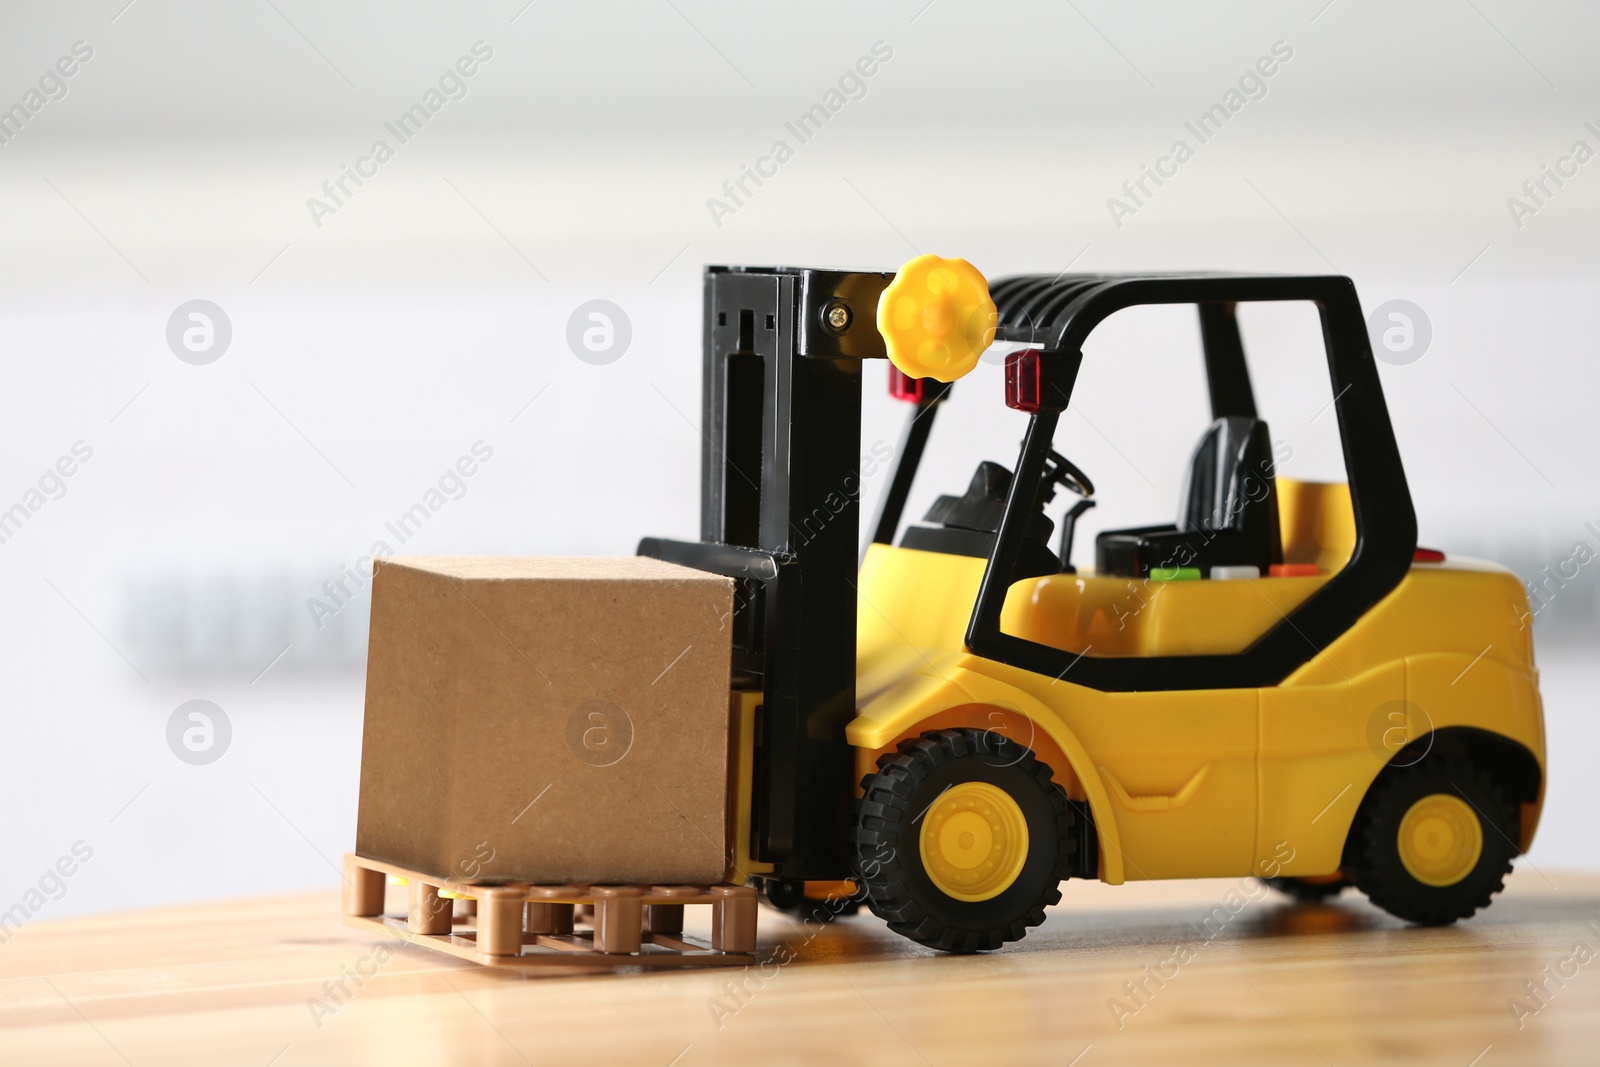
1041;449;1094;500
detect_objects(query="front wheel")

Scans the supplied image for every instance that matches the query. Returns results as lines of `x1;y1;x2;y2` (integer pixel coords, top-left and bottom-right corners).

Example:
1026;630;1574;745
852;728;1076;954
1347;757;1518;926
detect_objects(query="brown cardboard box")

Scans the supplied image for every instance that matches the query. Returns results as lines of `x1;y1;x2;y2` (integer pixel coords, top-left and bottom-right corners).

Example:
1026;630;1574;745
355;556;735;886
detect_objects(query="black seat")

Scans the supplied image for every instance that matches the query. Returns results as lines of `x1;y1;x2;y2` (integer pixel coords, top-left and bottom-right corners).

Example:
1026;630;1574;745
1095;417;1282;578
901;461;1060;579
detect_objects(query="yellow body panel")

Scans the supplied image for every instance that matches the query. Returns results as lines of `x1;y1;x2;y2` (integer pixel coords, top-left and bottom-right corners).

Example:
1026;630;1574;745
849;479;1546;884
1277;477;1356;571
1002;570;1327;657
998;479;1358;659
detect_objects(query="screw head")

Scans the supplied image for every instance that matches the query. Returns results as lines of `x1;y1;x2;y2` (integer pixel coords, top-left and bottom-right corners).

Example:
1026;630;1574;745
824;302;852;332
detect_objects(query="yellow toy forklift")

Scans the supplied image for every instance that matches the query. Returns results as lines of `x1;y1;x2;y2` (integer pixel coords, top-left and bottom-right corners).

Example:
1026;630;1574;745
641;255;1545;954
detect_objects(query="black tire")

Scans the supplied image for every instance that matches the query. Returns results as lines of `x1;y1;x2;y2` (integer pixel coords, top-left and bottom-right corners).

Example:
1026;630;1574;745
1347;756;1518;926
852;728;1075;953
1259;875;1349;902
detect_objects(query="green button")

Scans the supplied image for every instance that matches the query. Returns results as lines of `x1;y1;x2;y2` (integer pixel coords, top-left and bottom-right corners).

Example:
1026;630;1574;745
1149;566;1201;582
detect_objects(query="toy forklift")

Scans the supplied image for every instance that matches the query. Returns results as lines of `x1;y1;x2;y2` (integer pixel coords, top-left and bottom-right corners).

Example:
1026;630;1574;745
641;255;1545;954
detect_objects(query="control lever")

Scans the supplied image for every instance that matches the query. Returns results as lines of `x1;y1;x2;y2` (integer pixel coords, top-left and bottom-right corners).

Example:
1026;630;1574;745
1058;498;1097;574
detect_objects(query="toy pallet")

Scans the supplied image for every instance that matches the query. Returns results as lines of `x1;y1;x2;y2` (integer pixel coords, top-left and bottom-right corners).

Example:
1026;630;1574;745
341;854;757;969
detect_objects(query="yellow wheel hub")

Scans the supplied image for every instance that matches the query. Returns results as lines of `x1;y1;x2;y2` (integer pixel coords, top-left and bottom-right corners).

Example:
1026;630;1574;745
919;781;1029;902
1396;793;1483;887
876;254;997;383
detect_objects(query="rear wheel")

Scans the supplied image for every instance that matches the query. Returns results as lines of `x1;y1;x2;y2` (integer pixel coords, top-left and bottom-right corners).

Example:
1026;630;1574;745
852;728;1075;953
1347;757;1518;925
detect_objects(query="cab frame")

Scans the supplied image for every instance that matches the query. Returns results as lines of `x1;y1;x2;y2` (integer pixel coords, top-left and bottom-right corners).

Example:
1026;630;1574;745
873;272;1419;691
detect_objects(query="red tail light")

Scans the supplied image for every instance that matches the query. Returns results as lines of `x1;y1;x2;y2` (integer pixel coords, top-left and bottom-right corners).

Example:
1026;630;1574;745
1005;349;1044;412
889;367;928;404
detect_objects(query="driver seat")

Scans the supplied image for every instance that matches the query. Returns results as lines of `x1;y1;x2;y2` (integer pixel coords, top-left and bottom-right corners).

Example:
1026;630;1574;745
1095;417;1283;578
900;460;1061;580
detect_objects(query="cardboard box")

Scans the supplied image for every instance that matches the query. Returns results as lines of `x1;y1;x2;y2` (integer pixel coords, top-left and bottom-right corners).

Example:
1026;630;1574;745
355;556;735;886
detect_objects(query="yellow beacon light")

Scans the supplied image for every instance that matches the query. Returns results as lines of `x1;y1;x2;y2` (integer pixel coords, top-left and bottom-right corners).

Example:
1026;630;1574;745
876;254;997;383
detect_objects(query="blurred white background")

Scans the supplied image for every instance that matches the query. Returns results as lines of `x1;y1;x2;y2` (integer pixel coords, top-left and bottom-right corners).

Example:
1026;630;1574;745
0;0;1594;922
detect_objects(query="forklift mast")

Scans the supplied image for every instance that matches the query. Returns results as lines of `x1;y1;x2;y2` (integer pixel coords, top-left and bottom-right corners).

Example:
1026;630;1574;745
640;265;894;883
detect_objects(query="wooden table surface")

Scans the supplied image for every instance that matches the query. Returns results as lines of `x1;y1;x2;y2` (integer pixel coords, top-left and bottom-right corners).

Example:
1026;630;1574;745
3;867;1597;1066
